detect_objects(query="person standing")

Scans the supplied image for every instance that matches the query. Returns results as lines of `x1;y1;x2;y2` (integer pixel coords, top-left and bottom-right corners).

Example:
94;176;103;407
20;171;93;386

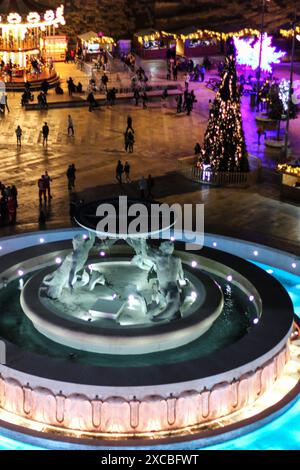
15;125;22;146
142;91;148;109
133;89;140;106
38;175;47;204
66;164;76;190
67;114;74;136
67;77;74;96
42;122;49;146
124;161;131;183
4;94;9;112
43;171;52;199
116;160;123;184
125;115;134;134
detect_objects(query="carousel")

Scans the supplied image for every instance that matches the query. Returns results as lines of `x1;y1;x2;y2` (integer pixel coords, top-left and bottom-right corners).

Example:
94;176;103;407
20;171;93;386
0;0;66;90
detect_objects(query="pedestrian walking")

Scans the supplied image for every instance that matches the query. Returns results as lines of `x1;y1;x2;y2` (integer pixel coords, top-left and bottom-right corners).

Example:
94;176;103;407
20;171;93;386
66;163;76;190
43;171;52;199
15;125;22;146
124;161;131;183
125;115;134;134
116;160;123;184
42;122;49;146
38;175;47;204
142;91;148;109
67;114;74;136
4;94;9;112
125;130;134;153
133;89;140;106
176;94;182;113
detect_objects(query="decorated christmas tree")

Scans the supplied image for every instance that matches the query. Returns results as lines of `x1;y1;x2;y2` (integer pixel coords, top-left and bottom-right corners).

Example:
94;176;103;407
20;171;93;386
202;44;249;172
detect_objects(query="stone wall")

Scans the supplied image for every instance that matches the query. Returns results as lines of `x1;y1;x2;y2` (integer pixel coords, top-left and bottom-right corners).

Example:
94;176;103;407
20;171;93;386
0;345;289;437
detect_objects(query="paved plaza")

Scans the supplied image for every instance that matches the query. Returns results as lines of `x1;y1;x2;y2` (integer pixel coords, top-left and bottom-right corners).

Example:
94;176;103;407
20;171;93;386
0;62;299;254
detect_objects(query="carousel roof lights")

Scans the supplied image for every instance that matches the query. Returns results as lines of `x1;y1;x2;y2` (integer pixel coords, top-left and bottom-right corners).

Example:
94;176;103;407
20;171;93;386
0;4;65;28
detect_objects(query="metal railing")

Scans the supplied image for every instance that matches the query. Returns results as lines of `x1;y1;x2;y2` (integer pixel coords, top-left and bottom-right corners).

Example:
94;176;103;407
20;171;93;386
177;155;261;187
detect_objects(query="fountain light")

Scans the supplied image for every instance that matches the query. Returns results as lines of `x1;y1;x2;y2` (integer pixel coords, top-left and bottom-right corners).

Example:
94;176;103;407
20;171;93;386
0;246;3;250
291;263;297;269
55;257;62;264
249;295;254;301
213;242;217;247
39;238;45;243
128;294;135;308
100;251;106;257
191;260;197;268
227;275;233;282
253;250;259;256
170;236;175;242
253;317;259;324
190;291;197;301
82;234;88;240
267;269;273;274
18;269;24;276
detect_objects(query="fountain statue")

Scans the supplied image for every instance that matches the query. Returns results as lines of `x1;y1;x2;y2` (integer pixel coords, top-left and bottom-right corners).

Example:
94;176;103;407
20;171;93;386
42;232;191;324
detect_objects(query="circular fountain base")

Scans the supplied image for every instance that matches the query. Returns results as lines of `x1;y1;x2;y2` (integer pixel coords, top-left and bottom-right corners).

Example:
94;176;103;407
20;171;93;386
0;233;295;446
20;260;223;355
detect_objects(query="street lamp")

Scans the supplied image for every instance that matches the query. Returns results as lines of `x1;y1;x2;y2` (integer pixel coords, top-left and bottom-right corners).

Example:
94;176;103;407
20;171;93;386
256;0;270;111
283;5;297;160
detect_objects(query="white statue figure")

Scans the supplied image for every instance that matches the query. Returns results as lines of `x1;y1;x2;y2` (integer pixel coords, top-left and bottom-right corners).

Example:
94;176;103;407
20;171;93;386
127;238;186;322
43;233;95;299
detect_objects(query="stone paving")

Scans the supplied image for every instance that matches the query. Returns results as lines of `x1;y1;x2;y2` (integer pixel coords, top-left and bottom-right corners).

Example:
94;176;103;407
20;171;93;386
0;61;299;255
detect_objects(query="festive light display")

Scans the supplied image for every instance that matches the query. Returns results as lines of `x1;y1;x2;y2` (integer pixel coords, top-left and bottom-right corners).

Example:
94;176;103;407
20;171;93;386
280;26;300;38
277;163;300;177
233;34;286;72
279;79;290;112
137;28;260;44
201;48;249;172
0;5;65;28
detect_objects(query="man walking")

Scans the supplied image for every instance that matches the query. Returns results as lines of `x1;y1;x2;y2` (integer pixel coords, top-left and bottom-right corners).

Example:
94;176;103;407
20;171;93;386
15;125;22;146
124;161;131;183
38;175;47;204
67;114;74;136
43;171;52;199
66;164;76;190
116;160;123;184
42;122;49;146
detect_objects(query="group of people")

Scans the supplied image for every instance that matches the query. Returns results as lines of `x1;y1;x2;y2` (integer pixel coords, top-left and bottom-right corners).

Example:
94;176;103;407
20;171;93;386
121;52;136;71
115;161;154;199
0;182;18;225
176;89;197;115
133;89;148;108
15;116;74;147
37;172;52;204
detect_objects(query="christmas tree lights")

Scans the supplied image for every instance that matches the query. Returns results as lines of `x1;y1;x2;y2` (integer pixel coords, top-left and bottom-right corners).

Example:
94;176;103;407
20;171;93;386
202;47;249;172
